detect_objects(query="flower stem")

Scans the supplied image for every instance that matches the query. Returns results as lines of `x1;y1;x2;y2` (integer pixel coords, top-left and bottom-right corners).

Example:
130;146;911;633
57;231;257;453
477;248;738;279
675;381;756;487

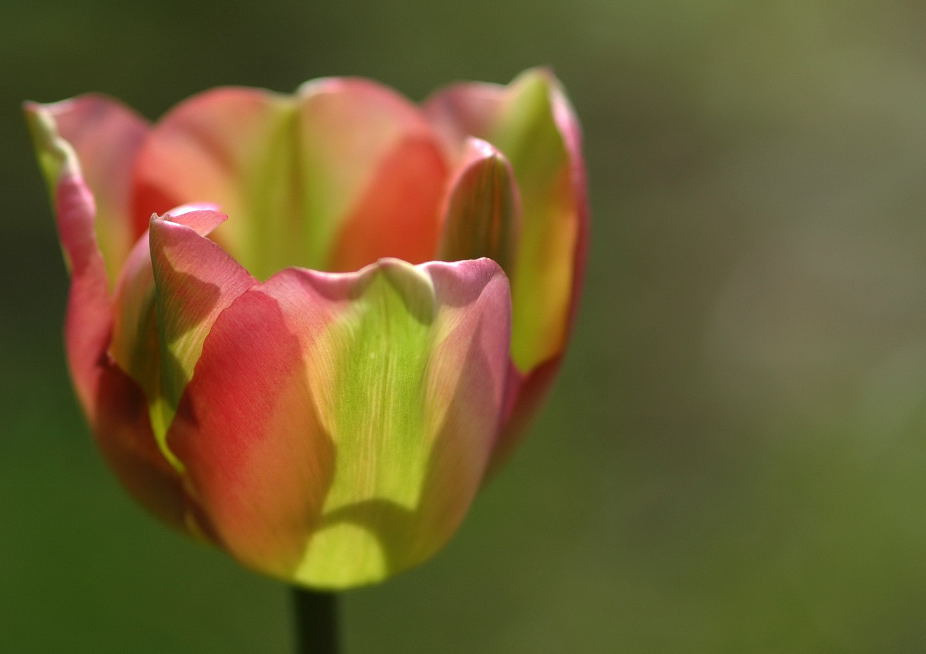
291;587;339;653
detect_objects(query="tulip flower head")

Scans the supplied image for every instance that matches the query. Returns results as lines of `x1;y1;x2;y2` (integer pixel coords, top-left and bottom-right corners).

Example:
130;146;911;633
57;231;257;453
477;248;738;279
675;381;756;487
25;69;587;589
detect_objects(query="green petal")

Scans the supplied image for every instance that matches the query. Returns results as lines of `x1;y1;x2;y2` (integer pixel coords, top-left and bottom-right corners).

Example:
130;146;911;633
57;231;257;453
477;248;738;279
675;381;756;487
491;70;581;372
427;69;584;373
275;259;509;588
438;138;520;273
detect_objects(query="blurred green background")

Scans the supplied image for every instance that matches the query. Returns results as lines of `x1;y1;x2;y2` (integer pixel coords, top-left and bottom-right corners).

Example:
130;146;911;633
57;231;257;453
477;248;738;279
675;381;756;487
4;1;926;652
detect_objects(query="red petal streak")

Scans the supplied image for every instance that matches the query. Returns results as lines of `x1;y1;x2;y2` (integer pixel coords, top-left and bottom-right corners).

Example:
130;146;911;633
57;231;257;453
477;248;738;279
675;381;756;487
168;286;334;576
149;212;256;413
327;135;448;271
56;174;113;420
296;78;450;272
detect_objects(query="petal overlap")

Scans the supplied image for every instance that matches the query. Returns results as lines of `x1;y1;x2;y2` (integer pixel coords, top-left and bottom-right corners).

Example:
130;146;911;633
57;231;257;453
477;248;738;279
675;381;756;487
427;69;588;466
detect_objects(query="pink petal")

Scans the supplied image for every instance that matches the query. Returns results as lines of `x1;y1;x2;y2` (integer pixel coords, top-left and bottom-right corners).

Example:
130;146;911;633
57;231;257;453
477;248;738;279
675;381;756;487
147;210;256;455
166;282;334;578
24;98;129;418
27;95;149;279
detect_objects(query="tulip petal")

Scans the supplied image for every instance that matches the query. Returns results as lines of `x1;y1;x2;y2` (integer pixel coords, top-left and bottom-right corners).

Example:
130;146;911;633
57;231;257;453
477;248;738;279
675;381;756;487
132;88;298;280
133;82;448;279
168;258;510;588
490;70;589;464
438;138;520;273
424;81;506;157
429;69;583;372
24;100;115;417
146;210;256;463
110;204;225;414
296;78;449;272
294;258;511;588
109;232;158;410
25;102;193;531
427;70;588;466
25;95;148;281
167;284;334;578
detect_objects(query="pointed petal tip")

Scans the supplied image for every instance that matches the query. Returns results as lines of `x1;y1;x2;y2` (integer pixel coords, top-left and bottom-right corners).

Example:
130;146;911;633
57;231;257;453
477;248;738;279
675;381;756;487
295;75;347;97
375;258;438;320
23;96;82;118
294;76;426;125
512;65;559;87
456;138;518;189
374;255;431;274
23;101;79;176
461;136;506;164
164;202;223;217
344;255;508;287
296;76;410;102
146;202;256;462
152;207;229;238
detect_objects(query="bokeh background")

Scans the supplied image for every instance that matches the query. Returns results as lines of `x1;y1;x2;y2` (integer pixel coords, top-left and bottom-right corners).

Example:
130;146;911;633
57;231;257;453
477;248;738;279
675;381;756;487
3;1;926;652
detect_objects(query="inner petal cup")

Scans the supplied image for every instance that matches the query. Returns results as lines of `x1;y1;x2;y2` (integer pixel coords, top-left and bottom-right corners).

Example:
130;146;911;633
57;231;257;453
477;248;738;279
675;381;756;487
132;81;450;279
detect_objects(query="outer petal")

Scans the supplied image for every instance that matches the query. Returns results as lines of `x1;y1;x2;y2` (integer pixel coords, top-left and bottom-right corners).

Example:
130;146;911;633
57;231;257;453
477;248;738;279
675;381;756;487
133;81;448;278
24;101;191;530
145;210;256;464
110;204;223;412
426;69;588;467
24;102;112;417
437;138;520;273
166;282;334;580
168;257;511;589
26;95;148;281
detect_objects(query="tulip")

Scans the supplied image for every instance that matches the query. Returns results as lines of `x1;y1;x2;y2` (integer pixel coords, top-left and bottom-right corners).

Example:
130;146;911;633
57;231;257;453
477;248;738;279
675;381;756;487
25;69;587;589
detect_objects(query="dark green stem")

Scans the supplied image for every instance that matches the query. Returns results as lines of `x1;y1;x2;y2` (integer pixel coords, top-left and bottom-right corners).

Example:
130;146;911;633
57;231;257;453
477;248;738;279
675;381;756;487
291;587;339;654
